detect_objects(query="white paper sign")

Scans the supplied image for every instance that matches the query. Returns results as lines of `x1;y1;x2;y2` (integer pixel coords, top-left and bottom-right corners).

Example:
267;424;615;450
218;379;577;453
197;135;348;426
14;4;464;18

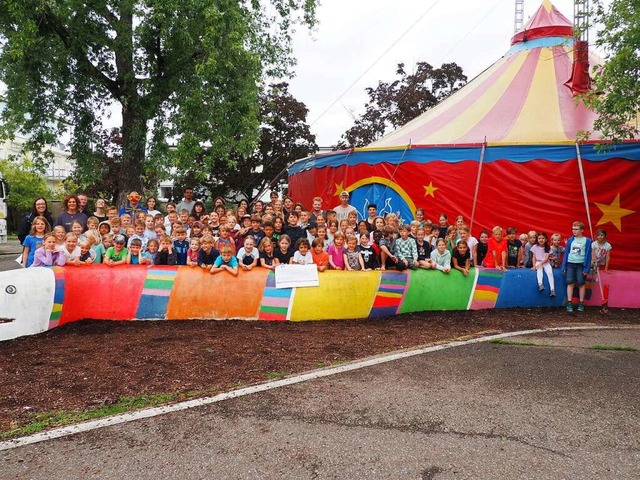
275;264;319;289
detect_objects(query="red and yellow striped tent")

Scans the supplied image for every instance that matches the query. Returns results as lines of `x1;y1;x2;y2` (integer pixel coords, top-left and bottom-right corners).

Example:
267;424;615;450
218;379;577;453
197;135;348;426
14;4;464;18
288;0;640;270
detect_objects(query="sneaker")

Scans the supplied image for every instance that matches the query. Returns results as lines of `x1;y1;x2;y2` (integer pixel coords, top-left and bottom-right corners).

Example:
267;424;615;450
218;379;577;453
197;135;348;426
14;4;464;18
577;302;585;312
550;290;556;297
566;303;574;313
538;284;544;292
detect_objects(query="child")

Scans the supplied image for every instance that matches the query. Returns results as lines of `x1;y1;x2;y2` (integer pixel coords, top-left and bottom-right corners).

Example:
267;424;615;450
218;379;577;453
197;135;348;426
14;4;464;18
197;234;219;269
316;226;329;251
415;227;433;269
171;226;189;266
143;215;157;241
210;245;238;275
104;234;128;266
184;237;200;267
154;235;177;265
327;231;346;270
237;236;259;270
62;233;82;265
437;213;449;239
592;229;612;274
128;220;148;250
522;230;537;268
22;216;50;268
484;226;507;271
292;237;314;265
247;215;265;245
505;227;523;268
284;211;305;247
258;237;277;270
359;233;379;270
452;240;471;276
30;233;66;267
274;234;294;265
93;232;112;264
272;217;284;242
379;226;398;271
144;238;159;264
53;225;67;252
343;236;365;270
430;238;452;273
98;221;111;238
474;230;489;267
561;221;592;312
549;233;565;268
311;238;330;271
394;225;418;270
531;232;555;297
78;239;97;265
71;220;85;243
458;226;477;264
126;238;148;265
213;225;236;255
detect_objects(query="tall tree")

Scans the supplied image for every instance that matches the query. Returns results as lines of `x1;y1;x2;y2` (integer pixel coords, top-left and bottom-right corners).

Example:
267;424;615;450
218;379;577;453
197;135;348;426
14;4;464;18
0;0;317;206
582;0;640;142
337;61;466;148
173;82;317;201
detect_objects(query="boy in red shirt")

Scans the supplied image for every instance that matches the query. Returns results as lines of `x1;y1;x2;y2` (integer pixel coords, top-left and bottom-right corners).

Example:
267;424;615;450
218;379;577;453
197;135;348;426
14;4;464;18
484;226;507;271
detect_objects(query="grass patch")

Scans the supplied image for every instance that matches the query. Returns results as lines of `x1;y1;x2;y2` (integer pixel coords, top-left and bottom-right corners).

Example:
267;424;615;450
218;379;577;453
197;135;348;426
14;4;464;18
489;339;549;347
266;371;289;380
0;389;218;441
589;344;638;352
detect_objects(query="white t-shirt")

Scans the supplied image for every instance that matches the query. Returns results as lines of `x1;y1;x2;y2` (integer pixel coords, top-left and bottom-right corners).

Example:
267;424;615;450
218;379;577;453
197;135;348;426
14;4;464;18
293;250;314;265
333;204;358;223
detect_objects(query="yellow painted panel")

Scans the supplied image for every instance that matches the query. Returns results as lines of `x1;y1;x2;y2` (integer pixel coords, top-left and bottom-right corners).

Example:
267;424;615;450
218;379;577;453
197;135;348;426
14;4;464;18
473;290;498;301
502;48;567;143
421;52;529;144
289;271;381;321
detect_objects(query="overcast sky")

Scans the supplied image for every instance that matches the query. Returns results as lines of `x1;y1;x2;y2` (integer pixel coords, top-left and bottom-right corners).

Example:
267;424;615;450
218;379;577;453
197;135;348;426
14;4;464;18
286;0;597;148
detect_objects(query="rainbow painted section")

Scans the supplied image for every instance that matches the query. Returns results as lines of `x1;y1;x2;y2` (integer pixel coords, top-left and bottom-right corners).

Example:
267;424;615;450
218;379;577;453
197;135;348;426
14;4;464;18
1;265;639;341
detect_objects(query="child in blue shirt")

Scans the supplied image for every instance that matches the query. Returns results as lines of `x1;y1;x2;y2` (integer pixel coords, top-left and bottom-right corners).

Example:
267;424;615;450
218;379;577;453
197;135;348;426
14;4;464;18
561;221;592;312
210;245;238;275
173;226;190;265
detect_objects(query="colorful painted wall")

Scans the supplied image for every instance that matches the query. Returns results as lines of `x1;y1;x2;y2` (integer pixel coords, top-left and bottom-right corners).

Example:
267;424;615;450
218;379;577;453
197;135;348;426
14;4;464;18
1;265;637;341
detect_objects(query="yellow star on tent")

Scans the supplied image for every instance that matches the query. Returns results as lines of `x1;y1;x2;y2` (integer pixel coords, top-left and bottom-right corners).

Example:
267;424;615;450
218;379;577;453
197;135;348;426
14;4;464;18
423;181;438;198
334;182;345;197
595;194;635;232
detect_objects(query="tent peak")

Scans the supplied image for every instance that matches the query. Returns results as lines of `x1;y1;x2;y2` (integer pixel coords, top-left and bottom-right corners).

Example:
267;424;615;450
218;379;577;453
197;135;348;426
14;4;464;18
511;0;573;46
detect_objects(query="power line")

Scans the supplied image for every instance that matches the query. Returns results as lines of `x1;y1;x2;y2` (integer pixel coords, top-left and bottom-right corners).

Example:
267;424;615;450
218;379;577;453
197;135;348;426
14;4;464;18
309;0;444;128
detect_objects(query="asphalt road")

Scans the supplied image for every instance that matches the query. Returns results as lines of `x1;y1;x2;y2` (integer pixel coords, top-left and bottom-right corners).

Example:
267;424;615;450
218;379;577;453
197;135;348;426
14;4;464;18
1;328;638;479
0;239;22;271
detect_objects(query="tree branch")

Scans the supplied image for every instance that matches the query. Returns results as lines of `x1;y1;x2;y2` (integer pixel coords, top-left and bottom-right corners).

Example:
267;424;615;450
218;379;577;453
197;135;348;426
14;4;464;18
40;5;121;99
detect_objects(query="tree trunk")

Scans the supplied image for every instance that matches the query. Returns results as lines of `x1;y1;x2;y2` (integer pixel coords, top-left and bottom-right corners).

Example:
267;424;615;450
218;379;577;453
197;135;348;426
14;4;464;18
117;102;147;209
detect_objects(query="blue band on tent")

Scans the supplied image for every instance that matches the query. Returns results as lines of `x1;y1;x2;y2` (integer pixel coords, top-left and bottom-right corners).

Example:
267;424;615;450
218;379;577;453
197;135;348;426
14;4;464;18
288;143;640;175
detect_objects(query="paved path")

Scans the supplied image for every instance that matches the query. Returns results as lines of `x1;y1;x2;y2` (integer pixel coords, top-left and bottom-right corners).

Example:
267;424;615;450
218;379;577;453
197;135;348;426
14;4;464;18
1;328;639;479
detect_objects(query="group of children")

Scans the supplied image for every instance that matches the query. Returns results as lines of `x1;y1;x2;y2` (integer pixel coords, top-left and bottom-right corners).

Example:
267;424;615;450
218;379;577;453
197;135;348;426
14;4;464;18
21;195;613;311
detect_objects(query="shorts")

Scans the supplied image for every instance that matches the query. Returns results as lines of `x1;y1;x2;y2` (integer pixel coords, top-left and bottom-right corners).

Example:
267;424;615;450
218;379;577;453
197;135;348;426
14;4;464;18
565;262;586;286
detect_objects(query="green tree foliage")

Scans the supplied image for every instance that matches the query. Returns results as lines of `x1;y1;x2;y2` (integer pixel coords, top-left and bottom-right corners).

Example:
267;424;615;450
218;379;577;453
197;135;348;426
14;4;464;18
0;0;317;206
0;159;51;228
582;0;640;142
173;82;317;201
337;61;467;148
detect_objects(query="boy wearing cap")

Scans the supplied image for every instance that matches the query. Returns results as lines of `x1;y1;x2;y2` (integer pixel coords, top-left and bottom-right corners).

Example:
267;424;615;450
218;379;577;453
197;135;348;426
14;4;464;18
104;235;129;266
333;191;358;223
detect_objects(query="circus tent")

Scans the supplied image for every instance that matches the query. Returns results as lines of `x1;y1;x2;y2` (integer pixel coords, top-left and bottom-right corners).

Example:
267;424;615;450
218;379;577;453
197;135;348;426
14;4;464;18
288;0;640;271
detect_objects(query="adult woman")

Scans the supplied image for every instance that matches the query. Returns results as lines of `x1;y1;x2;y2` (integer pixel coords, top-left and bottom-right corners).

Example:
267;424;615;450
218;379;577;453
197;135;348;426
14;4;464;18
18;197;55;245
145;196;161;217
92;198;108;223
54;195;88;232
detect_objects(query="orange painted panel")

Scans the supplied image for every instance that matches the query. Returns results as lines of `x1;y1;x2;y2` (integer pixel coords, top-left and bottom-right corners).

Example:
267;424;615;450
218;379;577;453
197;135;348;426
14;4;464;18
166;268;269;320
59;265;147;325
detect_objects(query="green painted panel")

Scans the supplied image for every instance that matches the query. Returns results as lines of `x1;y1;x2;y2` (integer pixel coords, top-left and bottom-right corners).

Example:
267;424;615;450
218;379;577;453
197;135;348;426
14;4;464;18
400;269;476;312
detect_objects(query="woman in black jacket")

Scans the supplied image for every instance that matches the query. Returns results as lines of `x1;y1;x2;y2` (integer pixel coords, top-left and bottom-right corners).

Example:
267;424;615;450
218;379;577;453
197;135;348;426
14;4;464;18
18;197;55;245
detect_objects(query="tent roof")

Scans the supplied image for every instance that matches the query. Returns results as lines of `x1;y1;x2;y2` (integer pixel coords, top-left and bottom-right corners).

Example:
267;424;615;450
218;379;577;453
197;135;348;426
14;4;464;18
367;0;601;148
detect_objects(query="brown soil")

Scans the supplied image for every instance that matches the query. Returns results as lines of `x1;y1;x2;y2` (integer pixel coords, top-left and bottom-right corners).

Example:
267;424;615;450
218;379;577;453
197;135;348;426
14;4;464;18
1;308;638;432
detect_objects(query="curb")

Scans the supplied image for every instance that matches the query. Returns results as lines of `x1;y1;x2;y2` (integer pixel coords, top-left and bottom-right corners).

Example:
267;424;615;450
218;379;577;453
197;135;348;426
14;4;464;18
1;325;638;451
